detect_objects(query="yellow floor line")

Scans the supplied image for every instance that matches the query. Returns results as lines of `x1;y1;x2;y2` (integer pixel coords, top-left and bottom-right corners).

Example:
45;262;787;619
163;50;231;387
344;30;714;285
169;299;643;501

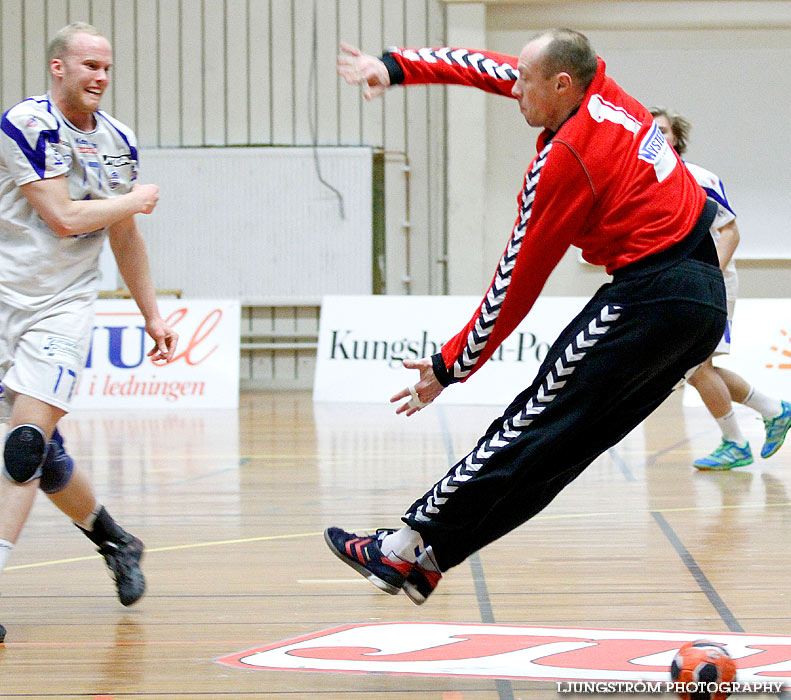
5;531;321;572
6;499;789;572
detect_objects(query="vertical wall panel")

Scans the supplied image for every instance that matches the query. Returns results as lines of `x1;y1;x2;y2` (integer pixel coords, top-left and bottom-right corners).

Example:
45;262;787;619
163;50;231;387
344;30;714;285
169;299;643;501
1;1;24;110
88;0;114;112
203;0;226;145
403;0;431;295
44;0;69;81
136;0;160;147
381;1;409;294
22;0;47;97
88;0;114;115
69;0;90;22
314;0;339;145
87;0;112;36
225;0;249;145
156;0;181;146
291;0;314;145
111;0;136;128
381;0;406;153
45;0;68;31
180;0;204;145
269;0;294;144
336;0;362;145
248;0;272;144
427;1;447;294
359;0;384;148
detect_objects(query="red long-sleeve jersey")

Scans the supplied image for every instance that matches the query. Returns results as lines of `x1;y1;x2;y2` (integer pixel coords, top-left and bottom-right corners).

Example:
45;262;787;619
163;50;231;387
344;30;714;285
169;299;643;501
388;47;706;385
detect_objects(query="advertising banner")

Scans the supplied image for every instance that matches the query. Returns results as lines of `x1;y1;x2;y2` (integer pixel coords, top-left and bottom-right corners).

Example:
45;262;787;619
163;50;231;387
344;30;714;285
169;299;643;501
313;295;589;405
315;296;791;406
71;298;240;409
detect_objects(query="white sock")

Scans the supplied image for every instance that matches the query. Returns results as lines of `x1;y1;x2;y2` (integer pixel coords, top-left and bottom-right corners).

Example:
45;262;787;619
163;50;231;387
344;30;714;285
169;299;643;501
716;410;746;446
0;539;13;575
75;503;101;531
742;387;783;419
380;526;424;564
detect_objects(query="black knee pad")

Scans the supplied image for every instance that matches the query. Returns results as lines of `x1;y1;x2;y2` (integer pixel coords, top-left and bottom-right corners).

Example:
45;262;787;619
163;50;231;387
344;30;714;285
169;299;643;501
3;424;47;483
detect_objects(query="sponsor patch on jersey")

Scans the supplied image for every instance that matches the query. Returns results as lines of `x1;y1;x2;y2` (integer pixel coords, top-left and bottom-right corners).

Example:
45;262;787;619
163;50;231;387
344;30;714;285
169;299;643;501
638;122;668;162
638;122;677;182
103;153;134;167
26;116;38;129
215;622;791;684
75;137;99;155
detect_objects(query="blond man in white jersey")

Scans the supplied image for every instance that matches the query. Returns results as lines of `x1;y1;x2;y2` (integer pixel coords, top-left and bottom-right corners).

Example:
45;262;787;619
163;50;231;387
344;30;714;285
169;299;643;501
0;23;178;641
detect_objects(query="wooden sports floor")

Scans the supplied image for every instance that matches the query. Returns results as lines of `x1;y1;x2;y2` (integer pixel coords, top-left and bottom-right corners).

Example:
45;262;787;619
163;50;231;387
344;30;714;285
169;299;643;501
0;390;789;699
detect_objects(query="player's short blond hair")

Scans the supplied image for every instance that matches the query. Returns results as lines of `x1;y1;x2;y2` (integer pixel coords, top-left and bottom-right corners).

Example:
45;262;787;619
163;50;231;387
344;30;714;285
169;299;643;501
47;22;104;63
649;107;691;156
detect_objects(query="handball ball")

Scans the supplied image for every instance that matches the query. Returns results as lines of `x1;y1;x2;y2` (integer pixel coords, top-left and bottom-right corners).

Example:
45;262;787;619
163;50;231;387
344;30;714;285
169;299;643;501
670;640;737;700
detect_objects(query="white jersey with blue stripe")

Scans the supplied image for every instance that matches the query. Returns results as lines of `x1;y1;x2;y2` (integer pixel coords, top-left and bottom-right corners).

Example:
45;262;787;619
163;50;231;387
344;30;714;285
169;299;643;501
684;161;737;300
0;93;138;311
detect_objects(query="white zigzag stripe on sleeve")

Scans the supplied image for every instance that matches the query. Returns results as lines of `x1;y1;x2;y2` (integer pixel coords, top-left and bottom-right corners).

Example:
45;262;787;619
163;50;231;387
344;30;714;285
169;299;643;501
400;47;518;81
450;144;552;381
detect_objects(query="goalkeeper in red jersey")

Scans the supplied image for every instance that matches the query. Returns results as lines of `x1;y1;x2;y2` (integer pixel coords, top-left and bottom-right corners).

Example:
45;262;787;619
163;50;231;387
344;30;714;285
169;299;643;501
325;29;727;605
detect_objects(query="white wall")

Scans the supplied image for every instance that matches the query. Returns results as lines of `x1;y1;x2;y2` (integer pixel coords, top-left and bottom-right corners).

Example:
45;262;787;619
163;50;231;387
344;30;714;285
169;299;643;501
449;0;791;297
485;19;791;259
2;0;789;299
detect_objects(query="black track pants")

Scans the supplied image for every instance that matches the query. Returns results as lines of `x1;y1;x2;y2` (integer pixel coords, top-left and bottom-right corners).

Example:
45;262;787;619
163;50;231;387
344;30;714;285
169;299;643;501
403;250;726;572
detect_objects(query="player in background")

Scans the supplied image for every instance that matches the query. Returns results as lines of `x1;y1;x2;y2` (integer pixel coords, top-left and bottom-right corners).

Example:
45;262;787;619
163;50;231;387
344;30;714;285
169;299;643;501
324;30;727;605
0;22;178;642
651;108;791;470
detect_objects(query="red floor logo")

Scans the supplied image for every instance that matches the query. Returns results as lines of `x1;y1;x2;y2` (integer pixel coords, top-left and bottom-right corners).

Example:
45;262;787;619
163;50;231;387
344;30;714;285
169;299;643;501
216;623;791;684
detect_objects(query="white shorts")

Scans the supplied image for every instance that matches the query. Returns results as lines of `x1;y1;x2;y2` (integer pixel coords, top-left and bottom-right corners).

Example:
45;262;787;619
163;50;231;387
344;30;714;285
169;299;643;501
712;296;736;356
712;318;732;355
0;296;93;413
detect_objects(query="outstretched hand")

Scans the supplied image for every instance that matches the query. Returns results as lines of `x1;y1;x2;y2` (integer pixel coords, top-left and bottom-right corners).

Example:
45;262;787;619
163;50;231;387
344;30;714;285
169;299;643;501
337;42;391;101
146;317;178;364
390;357;445;417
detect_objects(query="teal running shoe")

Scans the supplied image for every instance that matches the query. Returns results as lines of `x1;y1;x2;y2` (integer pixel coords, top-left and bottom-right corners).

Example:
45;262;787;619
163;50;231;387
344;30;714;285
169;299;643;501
761;400;791;459
693;440;753;470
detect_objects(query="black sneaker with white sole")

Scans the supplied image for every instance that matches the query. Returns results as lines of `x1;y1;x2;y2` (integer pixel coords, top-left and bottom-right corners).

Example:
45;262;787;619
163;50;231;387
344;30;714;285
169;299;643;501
98;533;146;606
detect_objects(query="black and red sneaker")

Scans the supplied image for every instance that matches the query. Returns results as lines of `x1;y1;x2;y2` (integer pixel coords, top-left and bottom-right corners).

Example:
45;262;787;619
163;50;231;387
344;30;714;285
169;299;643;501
402;560;442;605
0;622;5;643
324;527;412;594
